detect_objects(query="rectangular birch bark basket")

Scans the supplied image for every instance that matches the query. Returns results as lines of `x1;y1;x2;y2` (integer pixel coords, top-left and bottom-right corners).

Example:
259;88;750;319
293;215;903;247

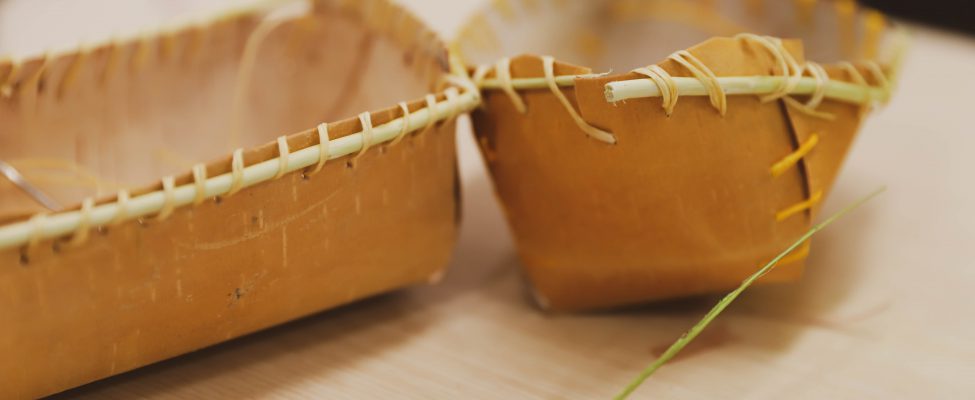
0;0;479;397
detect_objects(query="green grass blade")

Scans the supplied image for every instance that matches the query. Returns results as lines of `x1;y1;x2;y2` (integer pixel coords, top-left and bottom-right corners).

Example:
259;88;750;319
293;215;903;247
615;187;886;400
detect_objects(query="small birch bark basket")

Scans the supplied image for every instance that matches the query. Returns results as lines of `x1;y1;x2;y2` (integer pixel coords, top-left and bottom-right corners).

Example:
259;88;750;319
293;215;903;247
454;0;905;311
0;0;477;397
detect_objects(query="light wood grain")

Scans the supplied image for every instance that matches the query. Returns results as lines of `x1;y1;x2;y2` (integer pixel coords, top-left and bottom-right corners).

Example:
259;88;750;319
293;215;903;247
7;1;973;398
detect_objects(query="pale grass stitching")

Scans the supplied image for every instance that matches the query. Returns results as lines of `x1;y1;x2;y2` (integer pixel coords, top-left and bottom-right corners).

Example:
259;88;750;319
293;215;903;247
274;136;290;179
496;57;527;114
306;123;331;176
839;61;868;86
542;55;616;144
735;34;802;102
391;102;412;146
735;34;835;119
864;61;891;103
782;62;836;120
472;64;492;87
631;64;678;116
227;149;246;196
802;62;829;110
444;87;463;120
27;213;47;250
156;176;176;221
470;64;492;110
111;190;130;226
352;112;374;165
68;197;95;247
668;50;727;116
1;0;490;251
1;82;479;250
192;164;208;205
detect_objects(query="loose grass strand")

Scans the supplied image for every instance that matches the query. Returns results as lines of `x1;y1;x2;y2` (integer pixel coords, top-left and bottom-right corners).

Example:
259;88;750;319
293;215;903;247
615;187;886;400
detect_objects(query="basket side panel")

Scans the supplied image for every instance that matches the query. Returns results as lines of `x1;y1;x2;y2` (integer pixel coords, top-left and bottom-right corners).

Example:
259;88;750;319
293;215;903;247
0;120;458;399
471;40;817;311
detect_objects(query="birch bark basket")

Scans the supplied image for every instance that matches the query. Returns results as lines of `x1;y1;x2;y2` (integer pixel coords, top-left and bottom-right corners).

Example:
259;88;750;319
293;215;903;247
0;0;477;397
453;0;904;311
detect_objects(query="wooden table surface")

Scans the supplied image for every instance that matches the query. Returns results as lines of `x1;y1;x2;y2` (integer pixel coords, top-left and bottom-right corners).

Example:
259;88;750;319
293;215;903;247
10;1;972;398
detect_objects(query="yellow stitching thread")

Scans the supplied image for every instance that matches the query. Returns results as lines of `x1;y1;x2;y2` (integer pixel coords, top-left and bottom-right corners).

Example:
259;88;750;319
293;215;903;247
631;64;678;116
352;112;374;165
776;190;823;221
157;176;176;221
391;102;412;146
227;149;245;196
771;133;819;177
668;50;726;115
779;241;811;265
542;56;616;144
111;190;130;226
307;123;330;176
192;164;208;205
69;198;95;247
274;136;290;179
496;57;527;114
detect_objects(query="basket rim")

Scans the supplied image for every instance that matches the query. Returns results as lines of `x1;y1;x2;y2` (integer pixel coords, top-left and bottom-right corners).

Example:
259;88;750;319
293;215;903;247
0;87;479;252
0;0;471;252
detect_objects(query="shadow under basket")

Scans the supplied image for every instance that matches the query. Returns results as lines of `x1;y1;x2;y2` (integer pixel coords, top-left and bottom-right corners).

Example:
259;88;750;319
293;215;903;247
0;0;478;397
454;0;904;311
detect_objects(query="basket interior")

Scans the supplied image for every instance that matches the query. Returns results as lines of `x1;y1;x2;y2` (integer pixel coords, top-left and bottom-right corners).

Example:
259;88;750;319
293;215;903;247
0;2;445;220
455;0;897;72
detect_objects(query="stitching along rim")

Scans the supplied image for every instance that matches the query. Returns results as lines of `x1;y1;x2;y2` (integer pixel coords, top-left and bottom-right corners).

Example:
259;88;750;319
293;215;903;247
0;88;480;252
